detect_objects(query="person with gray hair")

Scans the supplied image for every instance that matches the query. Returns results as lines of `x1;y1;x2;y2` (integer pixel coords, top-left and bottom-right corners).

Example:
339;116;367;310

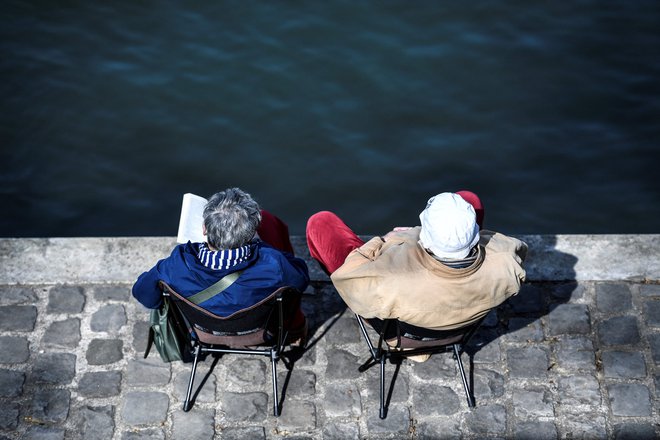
133;187;309;340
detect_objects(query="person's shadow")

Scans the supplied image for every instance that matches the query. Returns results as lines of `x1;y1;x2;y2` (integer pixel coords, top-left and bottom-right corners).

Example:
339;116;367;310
464;234;579;400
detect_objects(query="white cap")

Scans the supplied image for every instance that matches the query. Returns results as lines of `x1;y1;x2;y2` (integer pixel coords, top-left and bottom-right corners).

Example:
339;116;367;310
418;192;480;259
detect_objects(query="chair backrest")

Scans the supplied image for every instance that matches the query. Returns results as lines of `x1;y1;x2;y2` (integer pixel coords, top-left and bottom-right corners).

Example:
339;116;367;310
158;281;301;347
367;316;485;349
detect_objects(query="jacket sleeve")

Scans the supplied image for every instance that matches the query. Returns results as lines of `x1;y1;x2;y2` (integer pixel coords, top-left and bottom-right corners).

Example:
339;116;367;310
282;252;310;292
132;260;168;309
330;236;390;318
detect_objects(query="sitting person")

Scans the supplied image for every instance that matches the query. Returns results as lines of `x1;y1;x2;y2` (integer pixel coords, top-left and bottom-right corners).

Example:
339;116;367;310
305;191;527;334
132;187;309;341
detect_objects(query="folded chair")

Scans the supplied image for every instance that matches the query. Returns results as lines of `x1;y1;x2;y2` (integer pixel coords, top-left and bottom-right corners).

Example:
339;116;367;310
355;314;485;419
158;280;303;416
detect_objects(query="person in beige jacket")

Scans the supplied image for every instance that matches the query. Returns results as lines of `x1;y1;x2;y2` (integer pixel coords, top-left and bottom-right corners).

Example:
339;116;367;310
306;191;527;331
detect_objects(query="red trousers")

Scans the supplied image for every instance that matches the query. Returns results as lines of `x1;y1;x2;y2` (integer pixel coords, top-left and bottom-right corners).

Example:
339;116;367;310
257;210;304;328
306;191;484;274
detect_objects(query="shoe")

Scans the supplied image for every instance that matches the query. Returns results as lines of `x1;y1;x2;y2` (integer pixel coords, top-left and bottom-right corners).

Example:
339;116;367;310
287;319;308;348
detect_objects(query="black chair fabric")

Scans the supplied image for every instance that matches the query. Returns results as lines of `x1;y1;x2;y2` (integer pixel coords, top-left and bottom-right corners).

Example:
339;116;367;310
158;280;302;416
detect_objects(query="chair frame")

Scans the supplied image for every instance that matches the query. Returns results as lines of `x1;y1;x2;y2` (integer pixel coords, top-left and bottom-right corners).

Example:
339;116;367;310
355;314;483;419
160;281;297;416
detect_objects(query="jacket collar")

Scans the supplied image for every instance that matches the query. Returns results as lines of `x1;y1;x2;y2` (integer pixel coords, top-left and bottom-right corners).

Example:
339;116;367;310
197;242;251;271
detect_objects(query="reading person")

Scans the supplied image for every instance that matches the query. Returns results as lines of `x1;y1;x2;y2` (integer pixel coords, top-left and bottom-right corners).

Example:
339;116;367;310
132;187;309;342
306;191;527;337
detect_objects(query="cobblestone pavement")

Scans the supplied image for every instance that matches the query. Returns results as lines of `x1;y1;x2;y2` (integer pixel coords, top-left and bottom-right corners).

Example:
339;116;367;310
1;280;659;439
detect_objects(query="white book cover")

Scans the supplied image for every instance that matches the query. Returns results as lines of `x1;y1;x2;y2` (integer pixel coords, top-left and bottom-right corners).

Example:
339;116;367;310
176;193;208;243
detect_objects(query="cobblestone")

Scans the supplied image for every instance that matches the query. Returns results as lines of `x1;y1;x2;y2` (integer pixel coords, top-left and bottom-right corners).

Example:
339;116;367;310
0;305;37;331
1;265;659;439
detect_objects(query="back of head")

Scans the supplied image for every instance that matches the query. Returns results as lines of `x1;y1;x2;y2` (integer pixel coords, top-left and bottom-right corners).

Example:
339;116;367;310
418;192;480;259
203;188;261;249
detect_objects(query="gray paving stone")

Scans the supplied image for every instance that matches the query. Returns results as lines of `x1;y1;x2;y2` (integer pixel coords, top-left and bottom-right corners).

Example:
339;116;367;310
469;329;502;363
86;338;123;365
504;317;543;342
0;369;25;397
513;421;558;440
217;427;265;440
550;282;585;301
92;284;131;301
365;367;409;403
47;285;85;314
601;351;647;378
91;304;127;332
324;349;359;380
120;429;165;440
292;343;317;368
325;316;360;345
78;405;115;440
173;368;215;403
277;400;317;431
512;387;554;418
506;346;549;378
324;382;362;417
78;371;122;398
322;422;360;439
596;282;632;313
278;369;316;396
220;392;268;422
126;358;171;387
639;284;660;297
0;336;29;363
121;391;169;425
365;404;410;436
508;284;546;314
171;408;215;440
23;426;65;440
598;316;641;346
0;285;37;305
226;357;267;387
559;375;601;406
415;417;461;440
643;300;660;327
612;423;658;440
42;318;81;348
558;412;607;439
465;404;507;436
545;303;590;335
412;385;461;416
649;333;660;363
555;336;596;371
31;389;70;423
473;368;505;400
0;305;37;331
410;352;459;381
32;352;76;385
0;402;19;430
132;319;150;353
608;383;651;416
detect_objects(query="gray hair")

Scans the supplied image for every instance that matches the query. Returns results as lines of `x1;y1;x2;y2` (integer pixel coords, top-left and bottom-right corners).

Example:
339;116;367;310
203;188;262;249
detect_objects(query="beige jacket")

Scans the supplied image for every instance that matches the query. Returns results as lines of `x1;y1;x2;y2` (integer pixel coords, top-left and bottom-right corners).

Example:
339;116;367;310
331;227;527;330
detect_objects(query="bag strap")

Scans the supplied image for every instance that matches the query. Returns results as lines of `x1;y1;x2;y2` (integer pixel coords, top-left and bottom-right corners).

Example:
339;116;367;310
187;270;243;305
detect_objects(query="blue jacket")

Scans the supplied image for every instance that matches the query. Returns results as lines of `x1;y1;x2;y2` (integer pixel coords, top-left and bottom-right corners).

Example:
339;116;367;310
132;241;309;317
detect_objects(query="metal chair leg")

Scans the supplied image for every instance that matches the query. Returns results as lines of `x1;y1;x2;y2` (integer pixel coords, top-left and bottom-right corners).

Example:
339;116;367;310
183;345;201;412
271;350;280;416
453;344;475;407
379;353;386;419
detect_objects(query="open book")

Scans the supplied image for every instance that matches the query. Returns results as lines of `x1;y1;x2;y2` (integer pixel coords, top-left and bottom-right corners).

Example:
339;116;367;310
176;193;207;243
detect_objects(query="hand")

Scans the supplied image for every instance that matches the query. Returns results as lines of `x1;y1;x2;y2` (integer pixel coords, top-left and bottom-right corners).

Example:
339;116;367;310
382;227;412;241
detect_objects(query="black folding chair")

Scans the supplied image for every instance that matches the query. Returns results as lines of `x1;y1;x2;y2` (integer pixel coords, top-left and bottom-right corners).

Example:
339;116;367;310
356;314;485;419
159;280;303;416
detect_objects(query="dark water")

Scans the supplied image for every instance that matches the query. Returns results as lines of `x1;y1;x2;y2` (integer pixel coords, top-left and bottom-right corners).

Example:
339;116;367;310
2;2;659;237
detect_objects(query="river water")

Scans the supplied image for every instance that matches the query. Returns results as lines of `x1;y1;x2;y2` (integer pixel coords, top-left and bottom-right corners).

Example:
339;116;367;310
2;1;659;237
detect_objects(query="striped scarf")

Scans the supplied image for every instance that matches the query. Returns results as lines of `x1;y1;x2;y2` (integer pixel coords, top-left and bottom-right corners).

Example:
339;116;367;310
197;243;251;270
435;246;479;269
